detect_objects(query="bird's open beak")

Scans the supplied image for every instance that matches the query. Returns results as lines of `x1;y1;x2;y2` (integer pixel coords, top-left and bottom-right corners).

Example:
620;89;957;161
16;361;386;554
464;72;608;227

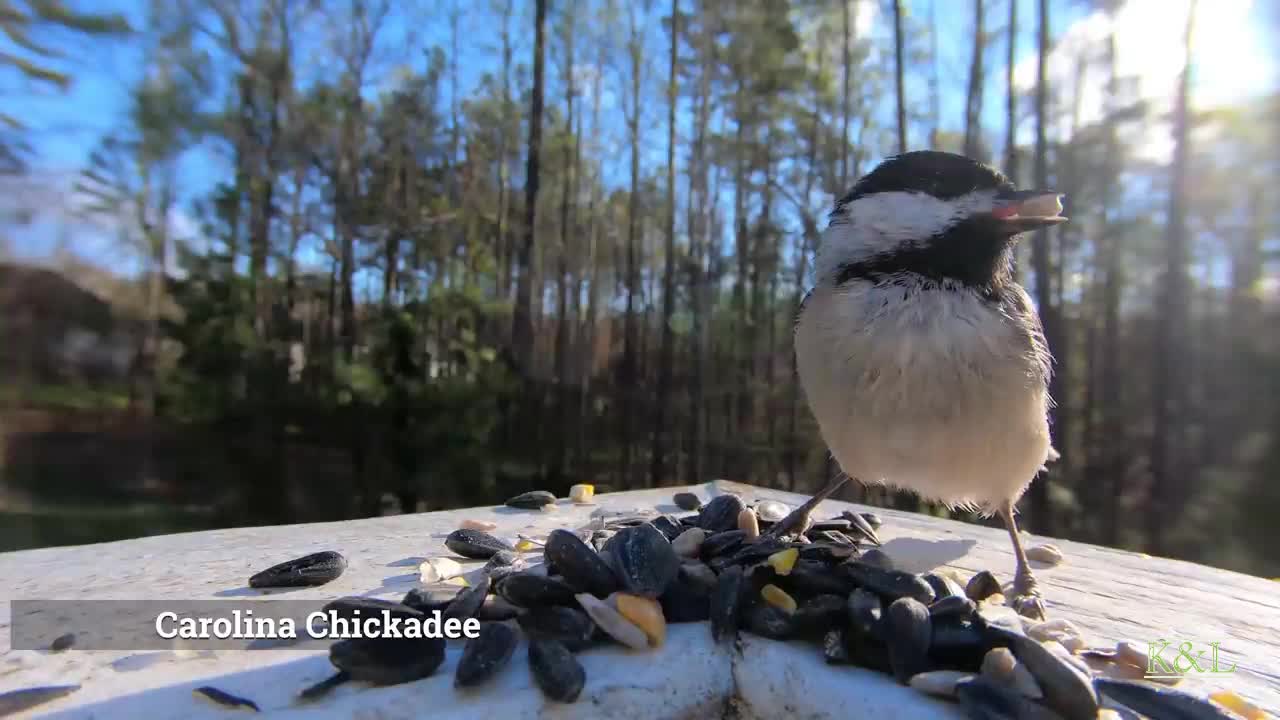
992;190;1068;231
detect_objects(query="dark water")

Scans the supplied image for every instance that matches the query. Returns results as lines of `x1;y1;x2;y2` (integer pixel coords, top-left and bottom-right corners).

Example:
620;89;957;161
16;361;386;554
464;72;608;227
0;505;224;552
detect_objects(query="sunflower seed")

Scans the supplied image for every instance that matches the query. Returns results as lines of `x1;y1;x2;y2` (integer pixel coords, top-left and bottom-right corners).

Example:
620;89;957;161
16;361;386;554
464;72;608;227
506;490;557;509
1027;544;1064;566
886;597;932;684
673;492;703;511
528;639;586;703
544;529;621;598
455;622;518;688
249;551;346;588
194;686;260;712
517;606;596;651
445;529;515;559
711;565;745;643
606;523;679;598
698;494;747;532
329;635;446;685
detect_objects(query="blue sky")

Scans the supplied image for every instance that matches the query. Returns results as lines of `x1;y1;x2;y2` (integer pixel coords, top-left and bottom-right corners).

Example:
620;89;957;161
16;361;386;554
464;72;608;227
3;0;1274;281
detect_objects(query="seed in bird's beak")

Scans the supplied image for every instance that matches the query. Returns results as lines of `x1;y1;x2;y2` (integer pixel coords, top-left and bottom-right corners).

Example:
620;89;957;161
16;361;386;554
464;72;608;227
993;190;1066;222
1019;193;1064;219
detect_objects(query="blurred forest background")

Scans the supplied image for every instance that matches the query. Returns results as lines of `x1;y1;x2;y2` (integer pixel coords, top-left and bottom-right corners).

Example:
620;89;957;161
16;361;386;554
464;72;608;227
0;0;1276;576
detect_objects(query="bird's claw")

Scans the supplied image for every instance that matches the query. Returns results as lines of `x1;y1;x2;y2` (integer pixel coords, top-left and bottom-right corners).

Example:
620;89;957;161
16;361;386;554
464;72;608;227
1011;570;1046;620
1012;593;1046;621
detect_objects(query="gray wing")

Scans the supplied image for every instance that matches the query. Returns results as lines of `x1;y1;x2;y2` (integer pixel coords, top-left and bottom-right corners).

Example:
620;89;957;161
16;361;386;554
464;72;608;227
1000;284;1053;390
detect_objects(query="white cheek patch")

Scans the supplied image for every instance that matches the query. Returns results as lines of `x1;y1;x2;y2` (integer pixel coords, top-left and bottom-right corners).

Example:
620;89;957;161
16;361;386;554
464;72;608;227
815;190;998;284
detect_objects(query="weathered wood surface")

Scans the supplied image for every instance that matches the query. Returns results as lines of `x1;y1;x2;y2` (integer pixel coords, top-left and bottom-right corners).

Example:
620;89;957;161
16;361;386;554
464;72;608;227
0;480;1276;718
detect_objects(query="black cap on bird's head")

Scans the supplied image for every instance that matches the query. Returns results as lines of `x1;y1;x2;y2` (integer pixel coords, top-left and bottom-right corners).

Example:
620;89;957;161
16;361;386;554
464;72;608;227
819;151;1066;292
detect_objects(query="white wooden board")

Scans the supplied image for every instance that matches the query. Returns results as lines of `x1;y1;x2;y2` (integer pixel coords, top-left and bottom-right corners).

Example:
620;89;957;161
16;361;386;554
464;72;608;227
0;480;1275;718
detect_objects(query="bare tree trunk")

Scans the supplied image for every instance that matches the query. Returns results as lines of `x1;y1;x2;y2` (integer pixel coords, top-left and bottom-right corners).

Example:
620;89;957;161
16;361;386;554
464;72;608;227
1148;0;1196;555
731;98;750;479
619;6;643;487
650;0;679;488
687;11;712;486
495;0;515;302
839;0;852;189
512;0;547;372
1003;0;1018;182
892;0;907;153
963;0;985;159
578;31;606;482
928;0;940;147
1027;0;1055;534
338;93;358;362
553;0;578;481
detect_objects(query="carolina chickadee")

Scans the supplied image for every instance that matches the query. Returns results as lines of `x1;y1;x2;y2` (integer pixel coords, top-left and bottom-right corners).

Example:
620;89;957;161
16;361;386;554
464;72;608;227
795;151;1067;618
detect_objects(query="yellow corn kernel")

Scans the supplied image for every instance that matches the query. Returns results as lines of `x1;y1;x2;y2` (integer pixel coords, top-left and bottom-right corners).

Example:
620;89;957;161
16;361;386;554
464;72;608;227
1209;691;1266;720
615;593;666;647
762;584;797;614
766;548;799;576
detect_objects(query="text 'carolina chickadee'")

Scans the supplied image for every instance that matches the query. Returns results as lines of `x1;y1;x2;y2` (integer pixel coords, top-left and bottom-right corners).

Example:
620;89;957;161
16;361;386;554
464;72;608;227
795;150;1067;619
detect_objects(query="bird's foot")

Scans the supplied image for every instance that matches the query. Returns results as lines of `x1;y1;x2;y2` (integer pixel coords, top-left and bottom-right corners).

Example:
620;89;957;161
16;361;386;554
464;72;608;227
1010;567;1046;620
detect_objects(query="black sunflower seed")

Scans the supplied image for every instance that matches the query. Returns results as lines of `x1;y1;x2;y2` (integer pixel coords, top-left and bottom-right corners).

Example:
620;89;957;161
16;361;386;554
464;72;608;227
858;548;895;571
928;594;976;621
446;529;515;560
922;572;966;600
710;565;746;644
841;561;936;604
965;570;1003;602
984;623;1098;720
1094;678;1237;720
792;594;846;638
886;597;933;683
329;636;446;685
673;492;703;511
544;529;621;598
297;672;350;702
402;587;458;614
651;515;684;540
700;530;747;559
528;639;586;703
517;606;597;651
506;490;557;509
49;633;75;652
606;523;679;598
745;603;794;640
455;622;519;688
443;575;492;621
697;494;747;532
249;551;346;588
496;572;578;608
194;686;259;712
659;578;712;623
823;627;852;664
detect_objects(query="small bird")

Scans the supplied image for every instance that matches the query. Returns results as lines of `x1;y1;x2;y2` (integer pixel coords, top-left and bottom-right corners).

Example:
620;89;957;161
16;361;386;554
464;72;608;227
794;150;1066;618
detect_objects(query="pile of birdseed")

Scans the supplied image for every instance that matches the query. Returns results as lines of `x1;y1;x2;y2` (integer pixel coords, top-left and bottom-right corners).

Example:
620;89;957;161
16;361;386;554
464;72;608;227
0;486;1263;719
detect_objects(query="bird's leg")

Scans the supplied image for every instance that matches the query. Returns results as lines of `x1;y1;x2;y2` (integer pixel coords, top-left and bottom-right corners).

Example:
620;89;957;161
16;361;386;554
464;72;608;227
999;499;1046;620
